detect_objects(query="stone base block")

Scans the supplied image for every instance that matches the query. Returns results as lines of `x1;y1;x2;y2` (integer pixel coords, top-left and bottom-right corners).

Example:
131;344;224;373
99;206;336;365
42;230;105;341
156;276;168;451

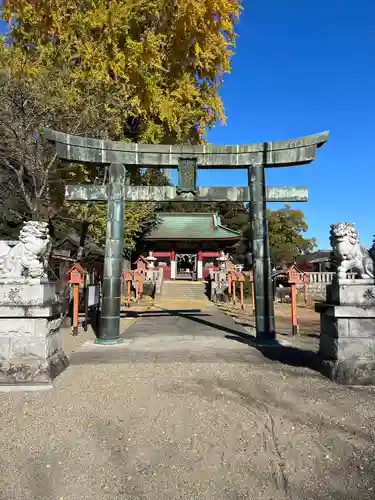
0;281;64;317
327;280;375;306
0;352;70;388
0;281;68;391
317;302;375;385
319;359;375;385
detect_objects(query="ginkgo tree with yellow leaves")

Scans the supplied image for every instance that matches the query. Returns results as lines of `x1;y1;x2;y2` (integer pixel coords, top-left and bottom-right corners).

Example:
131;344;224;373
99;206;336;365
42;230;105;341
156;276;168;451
1;0;242;251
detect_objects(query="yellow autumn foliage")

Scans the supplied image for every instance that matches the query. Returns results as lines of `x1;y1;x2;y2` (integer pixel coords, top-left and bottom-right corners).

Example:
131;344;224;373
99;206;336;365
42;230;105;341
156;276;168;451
1;0;242;251
3;0;241;143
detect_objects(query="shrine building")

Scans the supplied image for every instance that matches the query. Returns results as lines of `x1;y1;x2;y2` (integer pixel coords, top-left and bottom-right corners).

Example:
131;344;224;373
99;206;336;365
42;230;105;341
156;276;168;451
141;212;242;281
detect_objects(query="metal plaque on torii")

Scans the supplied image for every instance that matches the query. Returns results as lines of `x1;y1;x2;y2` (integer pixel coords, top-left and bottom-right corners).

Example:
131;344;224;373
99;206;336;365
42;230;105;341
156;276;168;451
177;158;198;196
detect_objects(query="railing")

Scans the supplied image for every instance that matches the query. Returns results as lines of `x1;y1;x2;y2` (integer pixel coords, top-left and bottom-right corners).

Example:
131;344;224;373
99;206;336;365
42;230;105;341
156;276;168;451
307;272;334;284
306;272;356;284
210;269;359;286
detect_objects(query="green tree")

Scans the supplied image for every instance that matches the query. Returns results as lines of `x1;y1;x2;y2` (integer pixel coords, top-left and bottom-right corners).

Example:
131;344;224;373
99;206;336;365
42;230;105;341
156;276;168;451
223;204;316;265
267;205;316;265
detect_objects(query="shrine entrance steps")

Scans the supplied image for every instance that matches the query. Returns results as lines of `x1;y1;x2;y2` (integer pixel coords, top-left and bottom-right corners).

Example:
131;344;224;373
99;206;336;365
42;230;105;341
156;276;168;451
159;280;208;302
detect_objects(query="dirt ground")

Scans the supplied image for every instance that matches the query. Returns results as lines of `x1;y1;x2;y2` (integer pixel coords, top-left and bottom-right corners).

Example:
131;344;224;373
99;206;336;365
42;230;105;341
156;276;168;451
1;305;375;500
218;301;321;351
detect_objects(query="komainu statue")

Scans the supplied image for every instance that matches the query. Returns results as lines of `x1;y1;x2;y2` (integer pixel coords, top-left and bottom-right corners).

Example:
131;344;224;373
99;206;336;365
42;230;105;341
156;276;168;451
370;233;375;262
0;221;52;280
330;222;374;279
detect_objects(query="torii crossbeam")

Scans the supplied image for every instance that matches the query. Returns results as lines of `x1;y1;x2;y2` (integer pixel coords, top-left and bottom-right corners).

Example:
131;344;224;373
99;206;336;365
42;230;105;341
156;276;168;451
45;128;328;344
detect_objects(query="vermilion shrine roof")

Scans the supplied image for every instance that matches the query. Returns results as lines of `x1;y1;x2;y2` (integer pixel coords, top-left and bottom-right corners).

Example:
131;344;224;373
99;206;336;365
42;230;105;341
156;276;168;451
144;213;242;241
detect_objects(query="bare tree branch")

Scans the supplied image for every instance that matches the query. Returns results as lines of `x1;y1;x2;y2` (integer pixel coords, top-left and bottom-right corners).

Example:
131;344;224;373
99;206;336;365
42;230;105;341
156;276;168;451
0;45;140;235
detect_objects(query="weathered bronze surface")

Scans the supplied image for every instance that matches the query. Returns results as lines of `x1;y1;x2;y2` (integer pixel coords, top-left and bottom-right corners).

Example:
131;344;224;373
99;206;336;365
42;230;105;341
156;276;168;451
45;128;328;342
177;158;198;195
95;163;125;343
43;128;328;168
65;185;308;203
249;165;275;339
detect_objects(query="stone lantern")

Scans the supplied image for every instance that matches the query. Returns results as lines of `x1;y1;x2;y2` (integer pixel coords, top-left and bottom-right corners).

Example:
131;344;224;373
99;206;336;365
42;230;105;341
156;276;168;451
217;251;229;271
146;251;157;270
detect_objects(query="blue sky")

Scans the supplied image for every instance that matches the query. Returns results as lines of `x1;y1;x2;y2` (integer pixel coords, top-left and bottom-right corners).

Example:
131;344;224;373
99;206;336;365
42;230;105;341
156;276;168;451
1;1;374;249
201;0;375;249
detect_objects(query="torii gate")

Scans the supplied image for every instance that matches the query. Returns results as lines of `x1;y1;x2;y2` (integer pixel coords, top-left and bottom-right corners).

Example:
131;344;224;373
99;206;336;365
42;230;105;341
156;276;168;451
44;128;328;344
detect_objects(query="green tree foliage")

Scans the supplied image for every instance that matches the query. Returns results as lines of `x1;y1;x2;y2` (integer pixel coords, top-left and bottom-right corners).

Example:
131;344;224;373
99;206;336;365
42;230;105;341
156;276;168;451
267;205;316;265
67;201;155;255
216;204;316;265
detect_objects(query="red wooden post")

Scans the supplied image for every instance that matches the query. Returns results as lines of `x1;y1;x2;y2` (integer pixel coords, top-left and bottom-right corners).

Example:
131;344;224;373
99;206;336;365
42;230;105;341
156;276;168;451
134;271;144;301
249;271;255;315
232;279;236;305
121;271;125;299
67;263;85;336
125;271;133;307
291;283;299;336
238;273;245;310
72;284;79;336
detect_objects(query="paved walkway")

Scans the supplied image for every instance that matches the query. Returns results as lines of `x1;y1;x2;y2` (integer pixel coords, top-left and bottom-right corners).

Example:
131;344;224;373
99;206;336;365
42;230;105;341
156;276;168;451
125;305;252;338
71;305;266;366
1;304;375;500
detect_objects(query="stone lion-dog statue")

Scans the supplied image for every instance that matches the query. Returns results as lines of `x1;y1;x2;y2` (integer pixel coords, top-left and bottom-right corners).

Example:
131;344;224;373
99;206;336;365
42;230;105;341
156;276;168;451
0;221;52;280
330;222;374;279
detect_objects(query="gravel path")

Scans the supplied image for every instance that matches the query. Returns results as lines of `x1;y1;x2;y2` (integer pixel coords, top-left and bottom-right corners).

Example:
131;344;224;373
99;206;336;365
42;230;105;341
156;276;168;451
0;306;374;500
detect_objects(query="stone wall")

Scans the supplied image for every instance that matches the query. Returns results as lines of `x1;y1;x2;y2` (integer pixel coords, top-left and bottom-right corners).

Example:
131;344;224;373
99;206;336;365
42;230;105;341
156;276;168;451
298;283;326;300
298;272;357;301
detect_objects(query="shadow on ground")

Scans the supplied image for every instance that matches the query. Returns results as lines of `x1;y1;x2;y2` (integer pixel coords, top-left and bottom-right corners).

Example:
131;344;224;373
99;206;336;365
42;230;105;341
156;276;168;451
224;333;319;372
124;307;253;338
120;308;208;318
148;308;320;374
85;306;322;375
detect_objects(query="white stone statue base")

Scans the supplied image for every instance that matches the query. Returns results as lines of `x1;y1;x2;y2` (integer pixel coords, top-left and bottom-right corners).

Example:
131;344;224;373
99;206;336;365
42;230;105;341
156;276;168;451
0;281;69;390
316;279;375;385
